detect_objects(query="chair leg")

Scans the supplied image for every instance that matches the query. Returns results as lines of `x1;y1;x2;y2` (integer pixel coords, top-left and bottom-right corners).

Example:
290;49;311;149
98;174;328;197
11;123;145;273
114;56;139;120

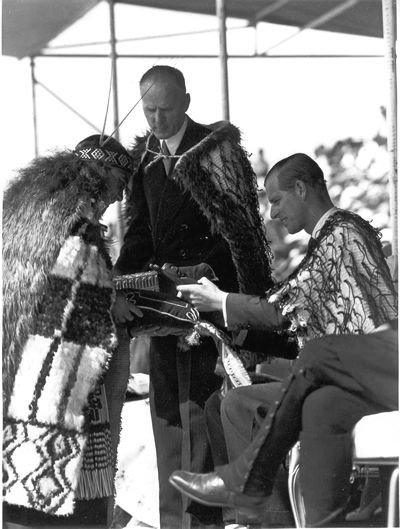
289;464;307;528
288;444;306;528
387;467;399;528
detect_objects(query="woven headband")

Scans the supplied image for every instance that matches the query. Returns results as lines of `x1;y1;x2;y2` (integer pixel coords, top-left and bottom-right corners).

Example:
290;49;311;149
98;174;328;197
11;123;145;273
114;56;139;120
74;146;134;172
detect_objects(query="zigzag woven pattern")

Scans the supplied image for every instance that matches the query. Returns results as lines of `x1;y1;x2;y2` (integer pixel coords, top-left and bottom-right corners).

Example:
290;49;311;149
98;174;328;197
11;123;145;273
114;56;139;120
4;420;85;515
3;225;117;515
75;147;134;171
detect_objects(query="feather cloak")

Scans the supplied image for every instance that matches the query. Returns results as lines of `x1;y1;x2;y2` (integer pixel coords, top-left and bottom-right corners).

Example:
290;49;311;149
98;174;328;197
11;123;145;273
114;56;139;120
128;122;291;368
129;121;273;296
3;152;119;515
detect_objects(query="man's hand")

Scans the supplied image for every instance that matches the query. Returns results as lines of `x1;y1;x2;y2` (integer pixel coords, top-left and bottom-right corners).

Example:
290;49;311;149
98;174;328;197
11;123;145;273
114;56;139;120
112;292;143;324
176;277;226;312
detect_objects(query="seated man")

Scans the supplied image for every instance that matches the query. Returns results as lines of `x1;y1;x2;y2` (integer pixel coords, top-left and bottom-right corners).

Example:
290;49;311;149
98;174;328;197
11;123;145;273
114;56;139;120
170;322;398;527
173;153;398;525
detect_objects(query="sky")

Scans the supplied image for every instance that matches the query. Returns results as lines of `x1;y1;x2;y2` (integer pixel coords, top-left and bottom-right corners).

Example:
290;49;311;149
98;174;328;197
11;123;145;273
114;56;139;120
1;2;389;188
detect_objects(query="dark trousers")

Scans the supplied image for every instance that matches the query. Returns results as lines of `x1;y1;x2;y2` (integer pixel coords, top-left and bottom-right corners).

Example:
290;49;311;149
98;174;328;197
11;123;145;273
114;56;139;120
218;329;398;527
206;384;295;526
149;335;222;529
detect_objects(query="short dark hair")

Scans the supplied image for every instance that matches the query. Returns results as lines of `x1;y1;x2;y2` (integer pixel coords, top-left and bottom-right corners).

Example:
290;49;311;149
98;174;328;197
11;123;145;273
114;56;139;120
265;153;327;192
139;65;186;92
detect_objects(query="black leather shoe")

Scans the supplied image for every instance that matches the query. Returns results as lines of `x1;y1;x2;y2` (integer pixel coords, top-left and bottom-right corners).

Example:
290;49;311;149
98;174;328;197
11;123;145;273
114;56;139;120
169;470;267;514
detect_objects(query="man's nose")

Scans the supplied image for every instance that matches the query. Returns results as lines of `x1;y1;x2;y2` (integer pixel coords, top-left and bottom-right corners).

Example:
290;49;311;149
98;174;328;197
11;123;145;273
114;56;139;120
154;109;164;123
270;205;278;219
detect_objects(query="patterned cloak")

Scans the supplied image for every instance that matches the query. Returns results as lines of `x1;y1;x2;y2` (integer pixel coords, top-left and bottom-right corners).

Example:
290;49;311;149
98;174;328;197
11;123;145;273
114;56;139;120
129;120;273;297
3;152;119;515
269;209;398;348
128;121;290;369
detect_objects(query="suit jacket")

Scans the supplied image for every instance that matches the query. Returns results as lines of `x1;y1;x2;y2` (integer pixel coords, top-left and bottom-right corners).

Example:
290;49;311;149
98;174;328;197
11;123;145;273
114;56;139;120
116;117;238;292
226;293;297;359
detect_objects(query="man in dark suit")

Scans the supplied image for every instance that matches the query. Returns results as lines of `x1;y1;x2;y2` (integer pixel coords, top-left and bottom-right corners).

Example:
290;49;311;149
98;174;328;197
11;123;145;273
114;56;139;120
112;65;275;529
171;153;397;526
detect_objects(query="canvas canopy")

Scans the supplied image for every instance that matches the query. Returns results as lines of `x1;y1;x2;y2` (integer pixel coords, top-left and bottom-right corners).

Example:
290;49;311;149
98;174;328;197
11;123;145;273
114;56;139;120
3;0;384;59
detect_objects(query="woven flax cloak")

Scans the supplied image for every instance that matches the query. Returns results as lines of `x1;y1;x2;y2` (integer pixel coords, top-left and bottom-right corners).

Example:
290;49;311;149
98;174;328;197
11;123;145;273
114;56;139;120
128;122;289;368
3;153;119;515
269;210;398;348
129;121;273;297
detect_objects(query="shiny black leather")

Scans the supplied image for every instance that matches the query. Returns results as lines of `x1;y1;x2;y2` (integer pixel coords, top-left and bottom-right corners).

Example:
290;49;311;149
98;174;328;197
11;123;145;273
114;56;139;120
169;470;267;513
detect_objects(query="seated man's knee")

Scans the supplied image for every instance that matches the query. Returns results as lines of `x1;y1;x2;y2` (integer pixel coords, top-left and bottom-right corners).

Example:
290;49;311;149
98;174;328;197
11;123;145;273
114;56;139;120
220;386;252;426
221;386;244;413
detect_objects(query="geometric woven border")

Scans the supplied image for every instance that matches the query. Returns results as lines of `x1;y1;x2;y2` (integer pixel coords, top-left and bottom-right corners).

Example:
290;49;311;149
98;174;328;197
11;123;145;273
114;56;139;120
3;419;85;516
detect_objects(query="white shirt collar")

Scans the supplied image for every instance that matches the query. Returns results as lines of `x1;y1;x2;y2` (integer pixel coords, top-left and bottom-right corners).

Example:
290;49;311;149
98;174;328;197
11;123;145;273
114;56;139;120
160;117;188;155
312;207;337;239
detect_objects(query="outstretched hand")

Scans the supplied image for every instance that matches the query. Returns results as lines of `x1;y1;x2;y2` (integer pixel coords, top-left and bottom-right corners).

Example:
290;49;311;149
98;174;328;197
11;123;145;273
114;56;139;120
112;292;143;324
176;277;226;312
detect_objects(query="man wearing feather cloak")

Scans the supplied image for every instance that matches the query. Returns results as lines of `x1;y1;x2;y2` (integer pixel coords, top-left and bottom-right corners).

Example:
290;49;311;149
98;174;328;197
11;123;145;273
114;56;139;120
112;65;293;529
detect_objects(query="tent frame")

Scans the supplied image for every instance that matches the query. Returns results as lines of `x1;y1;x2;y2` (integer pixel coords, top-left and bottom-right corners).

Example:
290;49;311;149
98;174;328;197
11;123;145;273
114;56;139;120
28;0;397;254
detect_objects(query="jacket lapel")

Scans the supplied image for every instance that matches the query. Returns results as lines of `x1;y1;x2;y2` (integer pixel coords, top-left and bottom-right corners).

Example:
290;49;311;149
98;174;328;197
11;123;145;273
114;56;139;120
154;119;205;235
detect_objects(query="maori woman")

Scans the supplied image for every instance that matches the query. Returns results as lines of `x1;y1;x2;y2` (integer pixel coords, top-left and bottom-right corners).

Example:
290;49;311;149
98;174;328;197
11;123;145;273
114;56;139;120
3;134;133;522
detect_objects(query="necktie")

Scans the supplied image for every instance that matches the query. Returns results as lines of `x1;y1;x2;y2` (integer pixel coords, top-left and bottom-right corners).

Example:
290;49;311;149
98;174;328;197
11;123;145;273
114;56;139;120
161;141;172;174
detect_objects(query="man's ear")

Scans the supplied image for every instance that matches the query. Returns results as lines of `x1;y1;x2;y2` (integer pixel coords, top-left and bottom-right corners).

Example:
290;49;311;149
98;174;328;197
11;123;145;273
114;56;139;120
294;179;307;200
184;93;191;111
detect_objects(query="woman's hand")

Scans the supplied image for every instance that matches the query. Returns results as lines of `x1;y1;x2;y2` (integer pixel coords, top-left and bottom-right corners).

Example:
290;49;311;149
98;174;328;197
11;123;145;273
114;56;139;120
176;277;226;312
112;292;143;324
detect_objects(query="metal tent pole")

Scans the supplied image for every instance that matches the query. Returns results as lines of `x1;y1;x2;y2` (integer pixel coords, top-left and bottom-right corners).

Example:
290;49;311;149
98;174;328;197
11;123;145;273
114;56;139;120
216;0;230;121
262;0;358;54
36;52;384;59
109;0;120;140
382;0;398;256
108;0;125;252
30;57;39;157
